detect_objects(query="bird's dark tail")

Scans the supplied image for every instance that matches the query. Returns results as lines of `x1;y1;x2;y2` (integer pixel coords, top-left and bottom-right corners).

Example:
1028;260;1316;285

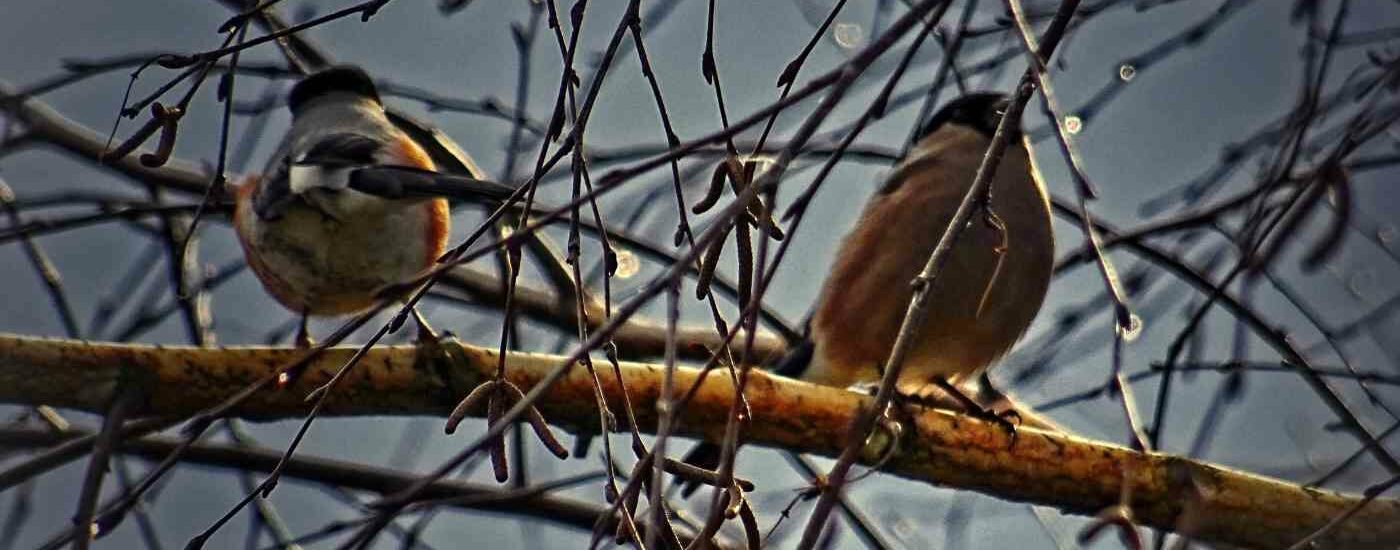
677;337;812;497
347;166;529;207
770;338;814;379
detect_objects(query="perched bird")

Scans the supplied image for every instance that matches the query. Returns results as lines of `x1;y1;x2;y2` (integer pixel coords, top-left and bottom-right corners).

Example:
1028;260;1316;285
794;92;1054;390
233;66;516;345
681;93;1054;494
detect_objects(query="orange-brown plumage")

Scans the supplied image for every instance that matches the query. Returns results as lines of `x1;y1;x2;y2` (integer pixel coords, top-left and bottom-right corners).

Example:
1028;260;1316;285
804;123;1053;390
679;93;1055;495
233;66;452;319
387;134;450;269
233;175;305;312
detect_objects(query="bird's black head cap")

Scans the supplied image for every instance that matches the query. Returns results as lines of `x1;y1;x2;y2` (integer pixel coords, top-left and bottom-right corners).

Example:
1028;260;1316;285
288;65;381;116
915;92;1015;142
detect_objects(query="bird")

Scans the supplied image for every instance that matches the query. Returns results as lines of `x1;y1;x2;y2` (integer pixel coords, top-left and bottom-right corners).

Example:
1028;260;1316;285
794;92;1054;391
680;92;1055;495
233;65;519;346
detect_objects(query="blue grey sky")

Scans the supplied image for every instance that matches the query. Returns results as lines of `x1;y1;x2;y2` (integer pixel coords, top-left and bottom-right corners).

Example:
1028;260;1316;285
2;1;1398;548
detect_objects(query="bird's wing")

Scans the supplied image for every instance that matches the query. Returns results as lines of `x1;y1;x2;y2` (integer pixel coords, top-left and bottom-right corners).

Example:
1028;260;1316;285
251;133;387;220
386;110;487;180
297;133;382;168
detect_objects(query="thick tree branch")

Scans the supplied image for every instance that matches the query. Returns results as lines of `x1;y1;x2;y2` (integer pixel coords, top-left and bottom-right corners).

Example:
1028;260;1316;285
0;333;1396;548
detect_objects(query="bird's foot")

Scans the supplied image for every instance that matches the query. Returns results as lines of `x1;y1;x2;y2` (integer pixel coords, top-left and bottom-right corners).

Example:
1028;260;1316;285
397;307;471;399
926;377;1021;443
410;307;439;345
972;406;1022;440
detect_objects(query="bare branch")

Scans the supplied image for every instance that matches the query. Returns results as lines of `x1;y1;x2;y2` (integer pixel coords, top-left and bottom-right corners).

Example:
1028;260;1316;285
0;333;1396;548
